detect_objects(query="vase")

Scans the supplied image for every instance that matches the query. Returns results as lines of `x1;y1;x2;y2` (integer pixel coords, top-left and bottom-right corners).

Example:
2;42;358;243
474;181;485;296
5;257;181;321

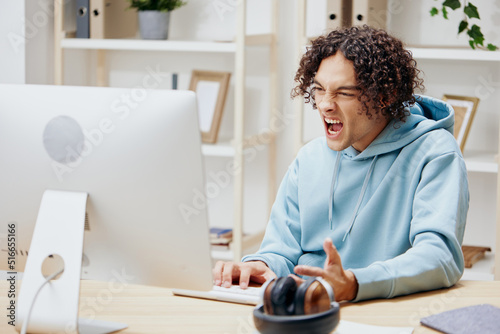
138;10;171;40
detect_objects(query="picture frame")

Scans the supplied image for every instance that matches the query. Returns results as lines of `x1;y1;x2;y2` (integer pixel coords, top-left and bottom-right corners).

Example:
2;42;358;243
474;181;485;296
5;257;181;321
442;94;480;152
189;70;231;144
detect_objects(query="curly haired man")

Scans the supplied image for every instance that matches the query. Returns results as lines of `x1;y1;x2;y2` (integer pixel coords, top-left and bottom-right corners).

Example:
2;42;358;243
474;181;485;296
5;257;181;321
213;25;469;302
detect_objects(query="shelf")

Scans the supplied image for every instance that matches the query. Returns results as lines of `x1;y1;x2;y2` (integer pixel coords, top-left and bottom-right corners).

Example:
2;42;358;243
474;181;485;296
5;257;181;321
463;150;498;173
211;249;234;261
210;230;265;261
60;34;274;53
202;132;275;158
202;140;236;157
408;47;500;62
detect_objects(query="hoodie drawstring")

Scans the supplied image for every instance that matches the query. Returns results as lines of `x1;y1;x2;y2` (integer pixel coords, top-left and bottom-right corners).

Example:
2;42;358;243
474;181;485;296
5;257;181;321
341;156;378;241
328;153;342;230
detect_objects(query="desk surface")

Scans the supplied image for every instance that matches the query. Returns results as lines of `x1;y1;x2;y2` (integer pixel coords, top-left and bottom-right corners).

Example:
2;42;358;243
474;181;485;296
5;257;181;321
1;280;499;333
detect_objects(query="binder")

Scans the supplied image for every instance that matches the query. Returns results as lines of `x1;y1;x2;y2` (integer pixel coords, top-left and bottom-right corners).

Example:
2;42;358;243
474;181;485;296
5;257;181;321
90;0;137;39
76;0;90;38
326;0;352;30
352;0;388;29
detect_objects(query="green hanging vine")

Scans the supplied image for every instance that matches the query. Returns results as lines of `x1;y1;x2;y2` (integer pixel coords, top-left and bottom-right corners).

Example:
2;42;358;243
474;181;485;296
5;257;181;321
430;0;498;51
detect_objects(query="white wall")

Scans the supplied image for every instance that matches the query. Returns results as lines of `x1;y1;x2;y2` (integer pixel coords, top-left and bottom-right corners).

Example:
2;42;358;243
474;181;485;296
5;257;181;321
0;1;26;83
0;0;60;84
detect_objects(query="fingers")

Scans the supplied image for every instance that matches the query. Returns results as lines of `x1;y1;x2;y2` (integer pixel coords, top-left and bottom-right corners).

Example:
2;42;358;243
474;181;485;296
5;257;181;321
240;261;277;287
212;261;239;287
222;262;236;288
294;264;325;277
288;274;305;286
212;261;224;286
239;265;252;289
212;261;276;288
324;238;342;267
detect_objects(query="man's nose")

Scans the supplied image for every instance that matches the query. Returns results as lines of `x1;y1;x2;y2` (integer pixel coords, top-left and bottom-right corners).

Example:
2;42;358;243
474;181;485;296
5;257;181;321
318;94;336;112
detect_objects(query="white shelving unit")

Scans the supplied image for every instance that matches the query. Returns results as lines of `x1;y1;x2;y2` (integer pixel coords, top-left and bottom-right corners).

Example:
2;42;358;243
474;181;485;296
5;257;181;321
54;0;279;262
295;0;500;280
407;47;500;62
60;35;275;52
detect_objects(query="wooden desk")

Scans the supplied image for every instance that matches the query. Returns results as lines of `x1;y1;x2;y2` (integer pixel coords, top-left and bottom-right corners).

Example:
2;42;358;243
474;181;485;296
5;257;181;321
1;280;499;333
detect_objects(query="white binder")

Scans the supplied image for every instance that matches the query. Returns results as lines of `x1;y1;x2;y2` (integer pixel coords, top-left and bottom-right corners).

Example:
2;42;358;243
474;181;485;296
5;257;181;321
352;0;388;29
326;0;352;30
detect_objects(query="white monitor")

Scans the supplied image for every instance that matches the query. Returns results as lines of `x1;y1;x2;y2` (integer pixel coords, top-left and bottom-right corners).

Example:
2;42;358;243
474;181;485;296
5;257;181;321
0;84;214;331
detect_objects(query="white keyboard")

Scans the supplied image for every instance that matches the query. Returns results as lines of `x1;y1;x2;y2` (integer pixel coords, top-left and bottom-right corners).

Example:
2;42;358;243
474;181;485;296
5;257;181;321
172;285;262;305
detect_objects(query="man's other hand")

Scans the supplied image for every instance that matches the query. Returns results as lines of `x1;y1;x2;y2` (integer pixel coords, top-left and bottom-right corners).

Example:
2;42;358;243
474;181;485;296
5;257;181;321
293;238;358;301
212;260;276;289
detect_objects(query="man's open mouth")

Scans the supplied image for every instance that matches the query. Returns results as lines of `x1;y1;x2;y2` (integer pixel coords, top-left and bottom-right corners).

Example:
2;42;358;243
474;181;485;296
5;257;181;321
325;118;343;135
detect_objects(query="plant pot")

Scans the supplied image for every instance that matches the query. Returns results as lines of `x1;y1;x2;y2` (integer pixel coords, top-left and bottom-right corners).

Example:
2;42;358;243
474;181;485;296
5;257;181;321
138;10;170;40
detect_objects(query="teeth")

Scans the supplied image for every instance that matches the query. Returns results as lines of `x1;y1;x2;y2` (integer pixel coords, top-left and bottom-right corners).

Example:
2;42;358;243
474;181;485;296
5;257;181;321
325;118;341;124
325;118;341;135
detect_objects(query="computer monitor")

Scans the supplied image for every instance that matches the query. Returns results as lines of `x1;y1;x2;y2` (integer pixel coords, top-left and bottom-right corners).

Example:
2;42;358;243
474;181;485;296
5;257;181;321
0;84;214;332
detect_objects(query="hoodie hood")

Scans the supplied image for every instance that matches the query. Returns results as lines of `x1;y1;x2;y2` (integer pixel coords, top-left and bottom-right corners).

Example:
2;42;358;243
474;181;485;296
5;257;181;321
351;95;455;160
329;95;455;237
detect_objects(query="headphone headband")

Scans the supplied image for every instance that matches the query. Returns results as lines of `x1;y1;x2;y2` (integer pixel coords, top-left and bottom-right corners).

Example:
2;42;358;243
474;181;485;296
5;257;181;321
259;276;335;307
315;277;335;302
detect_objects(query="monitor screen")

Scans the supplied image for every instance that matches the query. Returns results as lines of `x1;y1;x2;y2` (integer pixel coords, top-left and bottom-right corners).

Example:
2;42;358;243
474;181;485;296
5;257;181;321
0;84;213;292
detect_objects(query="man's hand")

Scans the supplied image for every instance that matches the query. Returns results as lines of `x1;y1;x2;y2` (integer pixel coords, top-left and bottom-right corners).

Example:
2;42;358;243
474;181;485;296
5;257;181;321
293;238;358;301
212;260;276;289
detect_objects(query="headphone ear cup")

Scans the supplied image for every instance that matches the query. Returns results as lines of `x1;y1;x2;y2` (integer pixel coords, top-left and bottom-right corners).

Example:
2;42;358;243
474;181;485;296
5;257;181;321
294;277;317;315
296;277;332;315
268;276;298;315
262;278;276;315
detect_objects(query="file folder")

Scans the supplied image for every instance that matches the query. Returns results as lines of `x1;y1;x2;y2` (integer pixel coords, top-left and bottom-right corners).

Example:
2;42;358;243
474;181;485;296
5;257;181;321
326;0;352;30
352;0;388;29
90;0;137;39
76;0;90;38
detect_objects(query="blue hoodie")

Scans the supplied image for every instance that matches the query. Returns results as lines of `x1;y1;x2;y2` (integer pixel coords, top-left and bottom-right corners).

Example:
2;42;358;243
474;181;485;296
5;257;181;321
242;95;469;301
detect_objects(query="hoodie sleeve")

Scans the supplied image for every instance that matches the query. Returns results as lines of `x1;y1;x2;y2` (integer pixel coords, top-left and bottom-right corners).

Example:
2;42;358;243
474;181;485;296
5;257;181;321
241;159;302;277
350;151;469;301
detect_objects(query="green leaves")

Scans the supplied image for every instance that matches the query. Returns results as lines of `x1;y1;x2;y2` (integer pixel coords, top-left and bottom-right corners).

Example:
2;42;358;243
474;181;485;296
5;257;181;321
487;44;497;51
128;0;187;12
442;0;461;10
430;1;498;51
464;3;480;19
458;20;468;33
442;6;449;19
467;24;484;47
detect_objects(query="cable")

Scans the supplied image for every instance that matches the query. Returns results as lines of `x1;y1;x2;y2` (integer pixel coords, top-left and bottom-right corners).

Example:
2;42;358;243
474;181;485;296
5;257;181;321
20;267;65;334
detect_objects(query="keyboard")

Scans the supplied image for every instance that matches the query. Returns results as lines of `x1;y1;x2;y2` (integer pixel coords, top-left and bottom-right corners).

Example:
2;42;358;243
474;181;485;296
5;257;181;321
172;285;262;305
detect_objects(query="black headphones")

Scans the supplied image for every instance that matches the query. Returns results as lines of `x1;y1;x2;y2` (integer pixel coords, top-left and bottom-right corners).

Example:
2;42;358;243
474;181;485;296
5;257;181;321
253;276;340;334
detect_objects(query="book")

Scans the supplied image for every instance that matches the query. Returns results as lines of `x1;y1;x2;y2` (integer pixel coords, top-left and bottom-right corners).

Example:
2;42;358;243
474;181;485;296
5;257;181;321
336;320;413;333
211;243;231;251
210;237;232;245
420;304;500;334
210;227;232;239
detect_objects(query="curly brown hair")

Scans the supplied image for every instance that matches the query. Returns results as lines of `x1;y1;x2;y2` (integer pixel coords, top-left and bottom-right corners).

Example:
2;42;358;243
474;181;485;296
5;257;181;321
291;25;424;122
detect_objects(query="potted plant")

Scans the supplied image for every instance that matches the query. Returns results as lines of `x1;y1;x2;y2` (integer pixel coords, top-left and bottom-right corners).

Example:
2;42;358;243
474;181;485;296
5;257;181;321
128;0;187;40
430;1;497;50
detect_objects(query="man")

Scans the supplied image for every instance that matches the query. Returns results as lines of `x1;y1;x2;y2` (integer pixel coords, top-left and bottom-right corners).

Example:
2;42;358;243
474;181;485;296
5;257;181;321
213;25;469;302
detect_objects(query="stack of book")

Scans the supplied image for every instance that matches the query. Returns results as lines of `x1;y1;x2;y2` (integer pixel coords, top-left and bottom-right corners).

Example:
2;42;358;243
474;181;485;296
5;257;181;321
210;227;232;251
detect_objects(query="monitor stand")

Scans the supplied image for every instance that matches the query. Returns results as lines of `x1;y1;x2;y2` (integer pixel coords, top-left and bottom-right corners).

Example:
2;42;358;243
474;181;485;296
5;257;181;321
16;190;127;334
